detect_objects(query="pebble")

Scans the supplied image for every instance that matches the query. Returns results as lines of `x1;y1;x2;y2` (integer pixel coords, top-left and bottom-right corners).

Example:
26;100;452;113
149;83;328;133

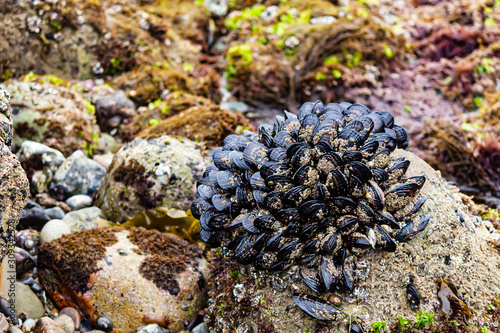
33;317;65;333
0;298;19;325
40;219;71;244
95;316;113;332
15;247;35;274
50;150;106;200
93;153;114;170
14;282;45;319
45;206;66;220
16;141;65;169
22;318;36;331
19;276;43;293
62;206;106;232
8;327;23;333
192;323;209;333
53;314;75;333
136;324;172;333
65;195;93;211
59;307;81;330
94;90;135;133
96;134;121;154
0;313;8;333
19;199;50;230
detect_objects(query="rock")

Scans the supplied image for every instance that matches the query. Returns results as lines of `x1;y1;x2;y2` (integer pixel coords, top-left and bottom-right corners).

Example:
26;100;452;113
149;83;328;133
22;318;36;331
95;90;136;133
45;207;66;220
137;324;172;333
0;298;18;326
19;199;50;231
0;313;8;333
62;207;109;233
6;80;100;156
40;220;71;244
36;193;71;213
206;150;500;332
50;150;106;200
191;323;208;333
38;227;211;332
96;134;121;154
58;307;81;331
15;282;45;320
34;317;65;333
53;314;75;333
8;327;22;333
0;88;29;259
92;153;115;170
17;141;66;195
65;195;93;211
15;247;35;275
14;229;39;254
94;136;207;223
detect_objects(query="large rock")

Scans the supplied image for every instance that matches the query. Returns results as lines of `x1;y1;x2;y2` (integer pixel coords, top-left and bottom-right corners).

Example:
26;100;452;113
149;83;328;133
5;79;100;156
205;149;500;332
0;88;29;259
94;136;207;223
38;227;210;332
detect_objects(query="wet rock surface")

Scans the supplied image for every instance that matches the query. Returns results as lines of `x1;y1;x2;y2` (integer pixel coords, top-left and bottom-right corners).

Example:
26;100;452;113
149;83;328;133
38;227;211;332
94;136;207;223
206;150;500;332
0;88;29;259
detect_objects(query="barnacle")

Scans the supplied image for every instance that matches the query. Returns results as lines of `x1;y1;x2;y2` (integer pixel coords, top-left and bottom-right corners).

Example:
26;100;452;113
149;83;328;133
191;101;431;321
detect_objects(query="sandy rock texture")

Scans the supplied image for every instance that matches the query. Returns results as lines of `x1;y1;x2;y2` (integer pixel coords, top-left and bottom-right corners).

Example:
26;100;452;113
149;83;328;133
206;149;500;332
94;135;208;223
0;88;29;259
38;227;211;332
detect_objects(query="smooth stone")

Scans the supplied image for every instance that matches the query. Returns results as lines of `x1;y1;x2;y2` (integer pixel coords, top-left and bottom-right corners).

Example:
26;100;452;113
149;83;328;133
93;153;115;170
0;298;19;325
34;317;65;333
50;150;106;200
192;323;209;333
14;282;45;319
59;307;81;330
136;324;172;333
15;247;35;275
65;195;92;211
8;327;23;333
16;141;65;170
95;91;135;134
0;313;8;333
45;206;66;220
19;199;50;231
96;134;121;154
62;207;108;232
22;318;36;331
53;314;75;333
40;220;71;244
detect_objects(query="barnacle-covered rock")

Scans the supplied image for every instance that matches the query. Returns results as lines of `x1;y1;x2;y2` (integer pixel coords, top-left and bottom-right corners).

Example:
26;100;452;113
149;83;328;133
193;101;500;330
94;135;207;222
204;149;500;332
0;88;29;260
38;226;210;332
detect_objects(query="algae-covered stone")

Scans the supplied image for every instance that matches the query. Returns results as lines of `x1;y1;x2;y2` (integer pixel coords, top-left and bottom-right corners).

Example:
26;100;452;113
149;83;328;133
0;88;29;259
5;79;100;156
206;149;500;332
38;227;210;332
94;136;207;222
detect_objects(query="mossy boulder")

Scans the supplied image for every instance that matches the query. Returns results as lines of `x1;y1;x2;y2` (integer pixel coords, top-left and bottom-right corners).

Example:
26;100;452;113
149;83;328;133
38;226;210;332
206;149;500;332
94;135;207;223
5;78;100;156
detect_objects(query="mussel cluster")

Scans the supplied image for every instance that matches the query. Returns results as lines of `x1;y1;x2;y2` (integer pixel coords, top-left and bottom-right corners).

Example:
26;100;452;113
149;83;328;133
192;101;431;321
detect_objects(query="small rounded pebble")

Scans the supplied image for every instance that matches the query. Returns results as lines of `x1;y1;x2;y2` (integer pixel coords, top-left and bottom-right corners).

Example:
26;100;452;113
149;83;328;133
45;206;66;220
59;307;81;330
136;324;172;333
95;316;113;332
0;298;19;325
192;323;209;333
53;314;75;333
40;219;71;244
23;318;37;331
65;195;93;211
34;317;65;333
8;326;23;333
